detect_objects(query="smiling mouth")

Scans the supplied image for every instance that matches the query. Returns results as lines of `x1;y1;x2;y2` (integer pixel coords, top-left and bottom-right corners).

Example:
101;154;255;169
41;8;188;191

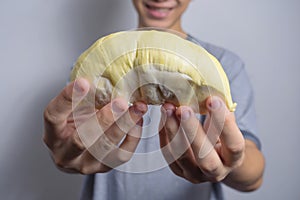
145;3;173;12
144;2;174;18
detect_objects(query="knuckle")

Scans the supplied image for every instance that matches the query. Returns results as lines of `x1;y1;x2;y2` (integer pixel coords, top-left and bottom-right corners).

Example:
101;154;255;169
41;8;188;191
185;128;198;141
107;120;136;142
71;133;86;152
96;166;110;173
44;108;59;124
212;117;224;131
224;113;235;124
79;166;92;175
227;152;245;168
227;142;245;156
164;124;177;135
43;134;63;151
119;113;136;130
42;134;51;149
177;156;190;167
188;178;201;184
53;156;67;170
78;158;96;175
52;153;79;173
60;88;73;104
211;174;227;182
97;112;113;128
120;119;134;131
98;134;116;153
233;157;244;168
107;127;124;144
182;171;201;184
79;161;112;174
43;134;56;150
201;159;220;176
116;150;133;163
172;169;183;177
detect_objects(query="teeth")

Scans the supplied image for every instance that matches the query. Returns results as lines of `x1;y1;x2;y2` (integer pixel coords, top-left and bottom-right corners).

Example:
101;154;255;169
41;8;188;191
147;4;170;12
154;8;169;12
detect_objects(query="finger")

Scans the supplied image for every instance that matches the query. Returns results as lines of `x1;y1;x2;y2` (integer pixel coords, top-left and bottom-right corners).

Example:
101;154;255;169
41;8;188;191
101;119;143;168
44;78;90;135
78;98;130;155
104;101;147;145
160;104;195;166
119;119;142;153
167;110;208;182
78;97;129;151
203;112;211;132
86;101;147;163
159;107;184;178
202;111;223;153
206;96;245;167
173;126;208;183
175;106;204;152
159;128;175;165
53;98;128;161
176;148;208;183
160;103;178;141
159;103;179;163
175;106;228;181
52;145;111;174
159;125;184;178
75;150;111;174
63;98;135;168
96;98;129;132
160;104;206;183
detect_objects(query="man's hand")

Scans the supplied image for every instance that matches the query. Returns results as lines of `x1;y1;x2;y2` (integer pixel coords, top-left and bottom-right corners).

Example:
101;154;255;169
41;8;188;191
43;78;147;174
159;96;264;191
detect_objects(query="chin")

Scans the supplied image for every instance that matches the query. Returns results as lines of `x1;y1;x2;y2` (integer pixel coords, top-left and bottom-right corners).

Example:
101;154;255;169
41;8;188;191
140;20;172;29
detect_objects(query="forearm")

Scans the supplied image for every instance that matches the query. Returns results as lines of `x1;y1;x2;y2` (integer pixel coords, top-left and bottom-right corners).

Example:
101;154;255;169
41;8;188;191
222;139;265;192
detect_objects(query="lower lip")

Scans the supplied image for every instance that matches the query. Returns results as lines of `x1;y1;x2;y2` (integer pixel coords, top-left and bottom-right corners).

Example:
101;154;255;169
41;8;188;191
145;5;172;19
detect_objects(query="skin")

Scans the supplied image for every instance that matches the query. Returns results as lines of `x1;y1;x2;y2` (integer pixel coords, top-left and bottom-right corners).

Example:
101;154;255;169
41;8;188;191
44;78;148;174
132;0;190;36
43;0;265;193
131;0;264;191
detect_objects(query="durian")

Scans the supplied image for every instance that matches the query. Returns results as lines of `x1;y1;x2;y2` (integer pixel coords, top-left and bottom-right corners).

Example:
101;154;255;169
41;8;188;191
70;30;236;114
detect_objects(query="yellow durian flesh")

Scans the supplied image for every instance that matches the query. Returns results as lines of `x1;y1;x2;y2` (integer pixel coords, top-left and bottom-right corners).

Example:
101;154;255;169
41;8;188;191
70;30;237;114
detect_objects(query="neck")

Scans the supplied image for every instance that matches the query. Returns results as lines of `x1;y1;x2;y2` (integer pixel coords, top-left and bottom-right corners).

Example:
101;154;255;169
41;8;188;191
170;21;187;38
138;20;187;39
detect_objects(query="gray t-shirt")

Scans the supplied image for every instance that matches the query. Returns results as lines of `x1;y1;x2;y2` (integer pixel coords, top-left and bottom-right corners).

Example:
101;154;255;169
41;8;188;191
80;34;261;200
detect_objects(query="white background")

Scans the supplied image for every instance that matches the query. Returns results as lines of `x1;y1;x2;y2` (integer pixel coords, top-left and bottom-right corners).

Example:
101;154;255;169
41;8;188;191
0;0;299;199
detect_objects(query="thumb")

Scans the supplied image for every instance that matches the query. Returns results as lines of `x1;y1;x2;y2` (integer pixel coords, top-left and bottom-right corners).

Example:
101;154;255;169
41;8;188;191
203;96;229;145
44;78;90;126
206;96;229;117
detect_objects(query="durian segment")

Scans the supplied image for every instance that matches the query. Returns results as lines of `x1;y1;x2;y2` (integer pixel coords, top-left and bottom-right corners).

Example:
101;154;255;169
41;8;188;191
71;30;237;113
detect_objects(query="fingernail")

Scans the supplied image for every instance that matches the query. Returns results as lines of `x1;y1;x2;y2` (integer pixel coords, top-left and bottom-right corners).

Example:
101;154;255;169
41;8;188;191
74;81;84;94
161;103;176;117
133;103;147;116
166;109;173;117
181;108;191;121
209;97;221;110
112;101;126;113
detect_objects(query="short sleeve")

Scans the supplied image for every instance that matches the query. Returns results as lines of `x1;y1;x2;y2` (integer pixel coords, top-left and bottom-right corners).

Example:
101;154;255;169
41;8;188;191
227;62;261;149
187;35;261;149
216;51;261;149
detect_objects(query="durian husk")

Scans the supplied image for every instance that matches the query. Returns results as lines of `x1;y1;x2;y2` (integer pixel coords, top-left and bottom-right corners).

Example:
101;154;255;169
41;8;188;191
70;30;237;114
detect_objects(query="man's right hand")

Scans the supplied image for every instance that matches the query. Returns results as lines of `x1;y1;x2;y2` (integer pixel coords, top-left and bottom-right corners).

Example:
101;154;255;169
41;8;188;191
43;78;147;174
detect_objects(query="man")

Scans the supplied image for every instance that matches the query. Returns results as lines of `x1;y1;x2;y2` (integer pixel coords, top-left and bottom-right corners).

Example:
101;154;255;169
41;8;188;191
43;0;265;199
